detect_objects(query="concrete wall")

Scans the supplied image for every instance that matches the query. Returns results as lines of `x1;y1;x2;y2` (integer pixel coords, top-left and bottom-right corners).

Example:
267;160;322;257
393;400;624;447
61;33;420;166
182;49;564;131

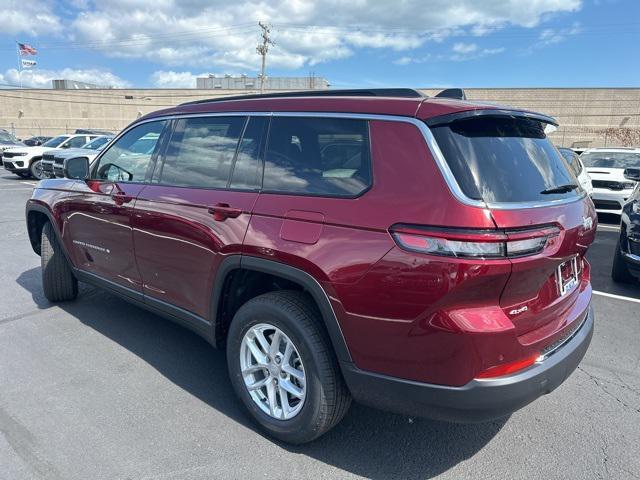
1;87;639;147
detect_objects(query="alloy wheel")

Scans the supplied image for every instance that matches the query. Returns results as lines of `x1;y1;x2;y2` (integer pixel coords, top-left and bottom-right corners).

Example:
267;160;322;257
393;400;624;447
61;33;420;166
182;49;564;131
239;323;306;420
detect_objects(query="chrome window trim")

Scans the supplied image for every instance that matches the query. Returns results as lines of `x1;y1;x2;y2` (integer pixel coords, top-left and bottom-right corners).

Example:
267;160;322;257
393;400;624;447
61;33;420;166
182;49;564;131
96;110;586;210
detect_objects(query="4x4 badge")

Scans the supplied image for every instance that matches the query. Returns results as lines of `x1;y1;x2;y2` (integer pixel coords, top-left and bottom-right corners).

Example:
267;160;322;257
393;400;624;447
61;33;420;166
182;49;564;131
582;216;593;230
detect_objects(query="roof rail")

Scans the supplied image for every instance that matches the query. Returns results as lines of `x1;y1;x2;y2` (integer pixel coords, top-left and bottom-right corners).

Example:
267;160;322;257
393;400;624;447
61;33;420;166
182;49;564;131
180;88;425;106
435;88;467;100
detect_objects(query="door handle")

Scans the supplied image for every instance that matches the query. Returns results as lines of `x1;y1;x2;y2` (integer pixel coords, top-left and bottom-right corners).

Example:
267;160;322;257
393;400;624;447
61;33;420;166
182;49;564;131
208;203;243;221
111;190;133;206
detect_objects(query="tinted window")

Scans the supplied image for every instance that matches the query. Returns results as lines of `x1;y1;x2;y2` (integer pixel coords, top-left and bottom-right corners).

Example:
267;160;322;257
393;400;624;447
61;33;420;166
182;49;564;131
558;148;582;176
159;116;245;188
263;117;371;196
230;117;268;190
95;121;166;182
432;116;581;203
83;136;112;150
64;136;89;148
581;151;640;169
43;136;69;148
0;131;17;142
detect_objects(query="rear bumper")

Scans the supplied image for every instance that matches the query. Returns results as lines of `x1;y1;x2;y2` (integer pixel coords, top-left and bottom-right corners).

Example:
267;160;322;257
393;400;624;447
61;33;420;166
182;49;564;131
341;305;594;422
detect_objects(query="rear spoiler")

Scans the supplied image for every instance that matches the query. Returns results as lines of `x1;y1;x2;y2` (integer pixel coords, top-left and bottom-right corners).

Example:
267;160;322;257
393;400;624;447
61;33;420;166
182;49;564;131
425;108;558;128
435;88;467;100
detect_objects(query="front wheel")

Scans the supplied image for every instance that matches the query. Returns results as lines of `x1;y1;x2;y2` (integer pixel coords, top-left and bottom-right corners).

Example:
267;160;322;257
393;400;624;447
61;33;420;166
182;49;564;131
226;291;351;444
30;159;46;180
611;237;636;283
41;222;78;302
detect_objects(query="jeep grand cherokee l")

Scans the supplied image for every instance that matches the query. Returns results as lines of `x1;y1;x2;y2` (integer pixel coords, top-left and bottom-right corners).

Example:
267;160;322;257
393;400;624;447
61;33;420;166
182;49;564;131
25;89;596;444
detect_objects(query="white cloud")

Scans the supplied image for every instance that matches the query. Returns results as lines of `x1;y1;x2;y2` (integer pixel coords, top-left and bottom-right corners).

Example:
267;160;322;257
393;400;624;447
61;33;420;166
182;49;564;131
62;0;581;70
450;46;505;61
393;54;432;65
538;22;582;45
0;68;130;88
0;0;62;36
452;42;478;54
150;70;207;88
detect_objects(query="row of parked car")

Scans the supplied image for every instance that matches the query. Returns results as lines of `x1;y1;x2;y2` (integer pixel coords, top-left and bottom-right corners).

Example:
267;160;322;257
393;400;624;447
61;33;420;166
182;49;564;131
0;131;114;180
556;146;640;284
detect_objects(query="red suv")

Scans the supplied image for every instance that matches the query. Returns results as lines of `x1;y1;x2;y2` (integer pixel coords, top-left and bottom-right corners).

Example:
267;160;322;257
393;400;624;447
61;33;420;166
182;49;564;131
26;89;596;444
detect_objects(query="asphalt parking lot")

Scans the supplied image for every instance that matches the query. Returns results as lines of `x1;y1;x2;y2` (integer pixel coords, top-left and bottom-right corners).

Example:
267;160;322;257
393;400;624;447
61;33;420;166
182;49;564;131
0;172;638;480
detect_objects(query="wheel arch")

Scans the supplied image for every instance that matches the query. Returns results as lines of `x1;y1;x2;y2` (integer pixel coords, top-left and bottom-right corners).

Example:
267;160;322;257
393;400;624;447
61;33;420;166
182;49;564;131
211;255;352;363
25;203;65;257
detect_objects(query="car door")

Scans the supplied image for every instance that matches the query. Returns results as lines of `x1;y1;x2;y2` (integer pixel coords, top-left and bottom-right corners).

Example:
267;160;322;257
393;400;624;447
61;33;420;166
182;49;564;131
64;120;169;293
132;114;268;320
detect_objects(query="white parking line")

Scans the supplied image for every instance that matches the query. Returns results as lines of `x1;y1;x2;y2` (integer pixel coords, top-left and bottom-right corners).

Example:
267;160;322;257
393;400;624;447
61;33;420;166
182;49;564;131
20;181;38;186
593;290;640;304
597;224;620;232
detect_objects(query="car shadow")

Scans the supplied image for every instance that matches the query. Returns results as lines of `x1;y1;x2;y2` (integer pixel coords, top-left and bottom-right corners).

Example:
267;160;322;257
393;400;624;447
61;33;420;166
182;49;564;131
16;267;505;479
0;173;32;182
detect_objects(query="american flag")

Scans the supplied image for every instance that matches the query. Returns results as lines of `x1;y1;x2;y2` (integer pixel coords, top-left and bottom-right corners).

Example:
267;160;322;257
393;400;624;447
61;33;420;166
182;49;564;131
18;43;37;56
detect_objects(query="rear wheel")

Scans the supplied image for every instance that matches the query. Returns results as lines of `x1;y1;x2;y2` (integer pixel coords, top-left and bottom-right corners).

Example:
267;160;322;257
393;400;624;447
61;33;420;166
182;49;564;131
30;158;46;180
226;290;351;444
41;222;78;302
611;237;636;283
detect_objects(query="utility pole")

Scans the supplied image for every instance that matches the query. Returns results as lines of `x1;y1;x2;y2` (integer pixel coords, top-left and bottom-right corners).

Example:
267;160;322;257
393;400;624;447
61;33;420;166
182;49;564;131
256;22;274;93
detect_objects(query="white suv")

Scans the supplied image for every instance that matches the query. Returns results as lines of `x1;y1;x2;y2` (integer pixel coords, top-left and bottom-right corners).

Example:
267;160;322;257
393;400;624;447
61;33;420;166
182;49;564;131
2;134;96;179
581;148;640;215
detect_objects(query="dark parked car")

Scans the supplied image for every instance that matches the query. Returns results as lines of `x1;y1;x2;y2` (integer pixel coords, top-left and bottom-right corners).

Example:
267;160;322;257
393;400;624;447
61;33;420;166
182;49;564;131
25;89;596;444
612;168;640;283
23;136;53;147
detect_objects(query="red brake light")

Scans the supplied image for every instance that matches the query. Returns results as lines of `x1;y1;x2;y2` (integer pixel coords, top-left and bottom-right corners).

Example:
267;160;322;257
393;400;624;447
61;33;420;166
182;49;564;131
390;225;559;259
476;352;541;379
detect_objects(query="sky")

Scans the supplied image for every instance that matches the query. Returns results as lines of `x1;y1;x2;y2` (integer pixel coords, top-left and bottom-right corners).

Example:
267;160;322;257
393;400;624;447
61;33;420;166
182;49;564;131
0;0;638;89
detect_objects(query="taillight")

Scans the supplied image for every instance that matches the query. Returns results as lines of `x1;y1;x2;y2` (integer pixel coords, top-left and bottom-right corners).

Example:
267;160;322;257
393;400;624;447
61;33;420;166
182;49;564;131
390;225;559;259
476;352;540;379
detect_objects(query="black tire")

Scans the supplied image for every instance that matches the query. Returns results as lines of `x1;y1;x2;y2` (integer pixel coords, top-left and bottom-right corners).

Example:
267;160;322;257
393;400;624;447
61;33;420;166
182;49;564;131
30;158;45;180
611;237;636;283
226;290;351;444
41;222;78;302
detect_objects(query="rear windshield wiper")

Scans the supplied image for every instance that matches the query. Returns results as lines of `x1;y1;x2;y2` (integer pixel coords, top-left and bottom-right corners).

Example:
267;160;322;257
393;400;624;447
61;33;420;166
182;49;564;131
540;183;578;194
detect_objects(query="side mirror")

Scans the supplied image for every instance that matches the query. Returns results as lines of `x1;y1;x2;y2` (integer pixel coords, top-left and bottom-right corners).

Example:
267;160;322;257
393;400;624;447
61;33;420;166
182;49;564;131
624;168;640;182
63;156;90;180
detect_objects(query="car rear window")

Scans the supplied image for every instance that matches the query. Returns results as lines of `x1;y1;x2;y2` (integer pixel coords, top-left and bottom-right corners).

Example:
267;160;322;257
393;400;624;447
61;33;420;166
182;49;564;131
431;116;581;204
263;117;371;197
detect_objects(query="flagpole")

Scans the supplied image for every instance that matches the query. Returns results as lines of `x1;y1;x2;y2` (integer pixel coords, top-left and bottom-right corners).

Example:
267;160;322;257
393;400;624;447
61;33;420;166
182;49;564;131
15;41;22;88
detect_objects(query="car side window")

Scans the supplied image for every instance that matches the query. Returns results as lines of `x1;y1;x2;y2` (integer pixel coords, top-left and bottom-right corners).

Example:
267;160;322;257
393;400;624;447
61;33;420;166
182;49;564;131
94;120;167;183
229;116;268;190
263;117;372;197
158;116;246;189
65;136;90;149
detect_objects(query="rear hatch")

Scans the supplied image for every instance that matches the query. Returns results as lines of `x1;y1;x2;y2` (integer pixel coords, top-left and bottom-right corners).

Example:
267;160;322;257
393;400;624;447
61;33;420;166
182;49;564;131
427;111;597;341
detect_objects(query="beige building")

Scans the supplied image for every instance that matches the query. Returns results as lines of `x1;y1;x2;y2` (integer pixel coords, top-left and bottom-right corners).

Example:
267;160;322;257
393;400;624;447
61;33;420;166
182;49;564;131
1;87;639;148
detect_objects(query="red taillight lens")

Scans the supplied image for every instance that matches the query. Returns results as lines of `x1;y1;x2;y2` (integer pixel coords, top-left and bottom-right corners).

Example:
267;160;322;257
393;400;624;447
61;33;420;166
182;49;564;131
476;352;541;379
390;225;559;259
